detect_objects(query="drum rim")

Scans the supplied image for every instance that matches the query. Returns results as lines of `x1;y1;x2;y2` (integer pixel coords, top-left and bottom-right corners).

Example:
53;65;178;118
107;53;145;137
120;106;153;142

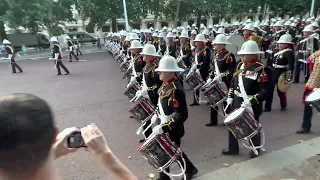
223;107;245;123
306;90;320;102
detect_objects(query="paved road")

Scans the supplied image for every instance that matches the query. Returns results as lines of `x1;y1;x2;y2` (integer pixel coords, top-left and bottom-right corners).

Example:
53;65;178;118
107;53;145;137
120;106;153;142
0;52;319;179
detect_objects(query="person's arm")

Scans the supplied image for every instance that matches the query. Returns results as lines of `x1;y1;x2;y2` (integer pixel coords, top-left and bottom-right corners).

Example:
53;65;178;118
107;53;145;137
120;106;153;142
99;152;138;180
81;123;138;180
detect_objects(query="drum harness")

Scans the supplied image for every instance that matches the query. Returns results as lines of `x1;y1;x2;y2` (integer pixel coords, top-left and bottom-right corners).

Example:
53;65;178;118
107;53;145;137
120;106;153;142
236;64;265;155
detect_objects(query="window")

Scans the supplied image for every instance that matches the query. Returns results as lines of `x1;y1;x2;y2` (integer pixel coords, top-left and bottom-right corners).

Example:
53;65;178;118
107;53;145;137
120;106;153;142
117;24;125;31
177;21;181;26
161;22;168;28
69;28;78;32
132;24;140;29
102;26;110;32
147;22;154;29
76;34;86;39
188;20;195;26
85;26;94;33
200;19;207;26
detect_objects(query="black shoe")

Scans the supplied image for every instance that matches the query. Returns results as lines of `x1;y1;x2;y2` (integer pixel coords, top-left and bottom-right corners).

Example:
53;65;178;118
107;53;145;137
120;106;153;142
205;122;217;127
189;102;199;106
280;107;287;111
185;167;198;180
12;72;16;74
138;139;145;143
293;81;299;84
56;73;62;75
249;149;261;159
65;72;70;75
296;129;310;134
264;108;271;112
129;115;134;118
221;149;239;156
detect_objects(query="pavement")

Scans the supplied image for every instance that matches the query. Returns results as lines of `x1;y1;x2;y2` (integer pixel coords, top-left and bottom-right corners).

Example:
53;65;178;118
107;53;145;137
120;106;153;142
196;137;320;180
0;51;320;179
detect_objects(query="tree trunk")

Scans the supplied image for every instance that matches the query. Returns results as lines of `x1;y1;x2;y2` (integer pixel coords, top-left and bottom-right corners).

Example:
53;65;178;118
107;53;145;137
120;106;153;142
314;0;320;17
196;13;201;28
172;1;181;28
0;21;7;41
111;18;117;32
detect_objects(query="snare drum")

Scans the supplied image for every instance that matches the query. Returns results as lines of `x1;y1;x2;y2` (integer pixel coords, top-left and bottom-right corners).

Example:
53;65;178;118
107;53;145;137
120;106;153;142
224;107;261;140
129;97;155;123
120;61;130;73
306;90;320;113
184;71;203;90
203;81;228;106
124;81;140;99
138;132;182;171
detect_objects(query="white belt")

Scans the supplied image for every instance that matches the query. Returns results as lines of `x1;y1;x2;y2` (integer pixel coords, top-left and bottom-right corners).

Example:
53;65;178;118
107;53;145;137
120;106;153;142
234;90;253;99
272;64;288;68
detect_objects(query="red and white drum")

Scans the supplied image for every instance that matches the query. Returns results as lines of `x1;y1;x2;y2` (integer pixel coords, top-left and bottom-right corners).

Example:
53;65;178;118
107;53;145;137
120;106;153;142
124;81;140;99
138;132;186;177
306;90;320;113
202;80;228;107
129;97;155;123
184;71;204;91
224;107;261;140
223;107;265;155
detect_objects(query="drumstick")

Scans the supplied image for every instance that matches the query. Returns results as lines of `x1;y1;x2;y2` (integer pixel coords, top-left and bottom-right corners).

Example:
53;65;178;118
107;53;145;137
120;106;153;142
224;104;230;113
142;123;153;135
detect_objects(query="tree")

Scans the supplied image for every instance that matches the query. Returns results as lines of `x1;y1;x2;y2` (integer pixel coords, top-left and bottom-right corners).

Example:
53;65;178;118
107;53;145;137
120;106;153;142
0;1;8;41
3;0;74;36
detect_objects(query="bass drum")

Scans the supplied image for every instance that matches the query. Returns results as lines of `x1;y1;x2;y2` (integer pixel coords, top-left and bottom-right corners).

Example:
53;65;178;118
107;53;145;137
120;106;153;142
225;34;245;55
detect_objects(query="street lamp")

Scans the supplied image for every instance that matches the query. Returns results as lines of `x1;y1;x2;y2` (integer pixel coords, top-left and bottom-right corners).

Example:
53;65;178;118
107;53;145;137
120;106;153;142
122;0;130;31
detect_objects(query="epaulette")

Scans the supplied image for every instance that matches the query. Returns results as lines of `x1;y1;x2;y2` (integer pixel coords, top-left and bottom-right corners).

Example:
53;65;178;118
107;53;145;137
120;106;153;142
222;52;233;63
253;62;264;74
158;82;176;99
233;62;243;77
258;66;269;82
144;63;156;77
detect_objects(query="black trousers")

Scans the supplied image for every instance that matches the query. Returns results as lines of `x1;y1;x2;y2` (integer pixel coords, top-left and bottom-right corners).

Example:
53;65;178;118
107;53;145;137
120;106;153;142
294;59;309;83
11;62;23;73
210;101;229;125
158;137;196;180
228;98;261;152
69;51;79;61
56;60;70;74
301;90;313;131
265;68;287;110
76;48;83;56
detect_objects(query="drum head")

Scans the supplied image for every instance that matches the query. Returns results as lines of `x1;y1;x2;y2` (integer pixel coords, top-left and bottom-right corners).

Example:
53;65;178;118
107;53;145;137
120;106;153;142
224;107;245;123
137;132;157;151
306;90;320;102
226;34;245;55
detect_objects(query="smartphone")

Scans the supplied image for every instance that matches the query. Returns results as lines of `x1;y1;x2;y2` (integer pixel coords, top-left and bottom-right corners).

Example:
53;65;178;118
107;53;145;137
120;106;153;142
67;131;87;148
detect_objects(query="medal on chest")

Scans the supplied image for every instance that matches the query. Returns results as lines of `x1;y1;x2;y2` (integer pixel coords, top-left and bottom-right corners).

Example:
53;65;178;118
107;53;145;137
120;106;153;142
244;70;258;80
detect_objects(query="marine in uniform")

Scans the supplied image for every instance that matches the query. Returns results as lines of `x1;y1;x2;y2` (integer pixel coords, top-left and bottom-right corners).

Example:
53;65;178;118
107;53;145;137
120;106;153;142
189;34;211;106
152;56;198;180
50;37;70;75
128;40;145;85
73;37;83;56
179;31;193;68
158;33;166;56
294;25;319;83
265;34;295;112
205;34;236;126
223;41;271;158
202;29;213;49
66;36;79;62
242;24;263;47
131;44;163;142
2;39;23;74
297;50;320;134
152;33;159;51
166;32;177;58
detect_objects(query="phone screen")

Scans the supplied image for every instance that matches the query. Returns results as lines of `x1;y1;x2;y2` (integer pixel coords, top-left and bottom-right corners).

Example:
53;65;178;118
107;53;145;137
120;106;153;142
67;131;87;148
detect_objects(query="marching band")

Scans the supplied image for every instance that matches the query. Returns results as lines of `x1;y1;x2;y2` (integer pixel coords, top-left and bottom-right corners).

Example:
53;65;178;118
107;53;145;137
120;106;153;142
107;16;320;180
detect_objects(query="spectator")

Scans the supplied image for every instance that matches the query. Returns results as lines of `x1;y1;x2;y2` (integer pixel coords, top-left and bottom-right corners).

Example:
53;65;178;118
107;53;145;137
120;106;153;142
0;93;137;180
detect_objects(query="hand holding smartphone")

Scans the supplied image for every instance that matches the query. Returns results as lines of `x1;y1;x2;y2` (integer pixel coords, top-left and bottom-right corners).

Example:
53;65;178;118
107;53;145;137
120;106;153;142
67;131;87;148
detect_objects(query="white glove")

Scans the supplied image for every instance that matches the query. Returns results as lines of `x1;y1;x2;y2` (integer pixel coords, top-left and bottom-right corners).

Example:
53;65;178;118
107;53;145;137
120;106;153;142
126;77;136;88
190;64;197;72
150;114;158;124
152;125;164;134
204;78;212;87
159;115;170;124
226;98;233;105
191;46;195;50
241;100;252;108
213;75;222;82
123;57;127;63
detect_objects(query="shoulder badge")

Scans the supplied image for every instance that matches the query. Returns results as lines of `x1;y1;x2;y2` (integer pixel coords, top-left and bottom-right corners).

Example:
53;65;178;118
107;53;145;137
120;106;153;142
202;49;207;56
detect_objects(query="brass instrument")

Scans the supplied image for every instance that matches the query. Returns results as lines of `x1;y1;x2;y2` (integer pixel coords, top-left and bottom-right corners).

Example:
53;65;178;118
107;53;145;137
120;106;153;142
306;51;320;89
248;34;263;46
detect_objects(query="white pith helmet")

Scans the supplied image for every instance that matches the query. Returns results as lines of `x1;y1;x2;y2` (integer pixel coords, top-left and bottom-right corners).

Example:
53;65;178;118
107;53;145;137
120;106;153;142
193;34;207;42
50;37;58;42
140;44;159;57
129;40;143;49
237;41;264;55
129;33;140;41
202;29;209;36
180;31;190;39
277;34;293;44
3;39;11;44
155;56;184;72
191;30;197;35
303;25;314;32
243;23;255;31
166;32;175;38
212;34;230;45
217;27;225;34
